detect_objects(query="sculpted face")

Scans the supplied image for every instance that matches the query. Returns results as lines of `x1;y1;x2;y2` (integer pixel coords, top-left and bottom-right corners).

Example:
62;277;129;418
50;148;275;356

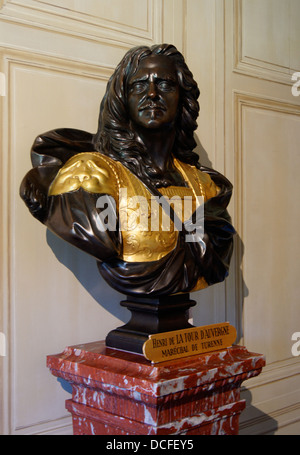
127;55;180;130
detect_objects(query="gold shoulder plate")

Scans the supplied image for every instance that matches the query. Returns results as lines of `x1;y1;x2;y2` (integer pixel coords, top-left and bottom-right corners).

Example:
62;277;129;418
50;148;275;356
48;152;119;196
173;158;220;201
197;170;221;200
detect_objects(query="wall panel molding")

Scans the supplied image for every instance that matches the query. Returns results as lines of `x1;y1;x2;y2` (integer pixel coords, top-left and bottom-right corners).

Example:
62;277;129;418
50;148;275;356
2;46;115;80
239;402;300;435
234;90;300;367
233;0;300;86
234;89;300;256
225;0;300;435
234;89;300;227
13;415;72;435
0;0;164;47
239;356;300;434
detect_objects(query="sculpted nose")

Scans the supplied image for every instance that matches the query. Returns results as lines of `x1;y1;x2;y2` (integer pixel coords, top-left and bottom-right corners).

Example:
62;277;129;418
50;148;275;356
147;82;158;99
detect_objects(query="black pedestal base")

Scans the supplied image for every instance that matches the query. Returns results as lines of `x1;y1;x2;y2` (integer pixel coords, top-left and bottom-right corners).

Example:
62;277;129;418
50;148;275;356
106;294;196;354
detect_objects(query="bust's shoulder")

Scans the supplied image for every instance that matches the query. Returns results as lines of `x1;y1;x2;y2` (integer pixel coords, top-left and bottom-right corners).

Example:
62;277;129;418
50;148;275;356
199;165;233;191
48;152;120;196
174;159;221;200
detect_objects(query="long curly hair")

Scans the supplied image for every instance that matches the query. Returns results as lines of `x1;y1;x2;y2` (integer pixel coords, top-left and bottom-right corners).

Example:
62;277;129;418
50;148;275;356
93;44;200;188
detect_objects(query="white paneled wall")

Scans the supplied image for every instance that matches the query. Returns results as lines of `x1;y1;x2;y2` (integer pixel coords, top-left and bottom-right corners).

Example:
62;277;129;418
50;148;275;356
0;0;299;435
226;0;300;435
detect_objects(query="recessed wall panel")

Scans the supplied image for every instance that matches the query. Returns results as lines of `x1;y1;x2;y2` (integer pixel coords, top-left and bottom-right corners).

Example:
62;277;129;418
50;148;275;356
35;0;149;31
235;0;300;84
239;99;300;364
242;0;290;69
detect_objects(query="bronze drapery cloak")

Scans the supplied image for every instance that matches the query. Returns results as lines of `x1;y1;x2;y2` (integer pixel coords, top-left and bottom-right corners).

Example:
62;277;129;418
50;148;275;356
20;128;235;297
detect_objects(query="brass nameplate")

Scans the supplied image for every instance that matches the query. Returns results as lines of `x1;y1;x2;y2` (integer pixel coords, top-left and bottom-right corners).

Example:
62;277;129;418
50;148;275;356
143;322;237;363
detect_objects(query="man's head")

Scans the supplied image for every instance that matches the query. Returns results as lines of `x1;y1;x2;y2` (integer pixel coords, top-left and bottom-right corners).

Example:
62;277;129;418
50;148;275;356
127;54;180;131
94;44;200;187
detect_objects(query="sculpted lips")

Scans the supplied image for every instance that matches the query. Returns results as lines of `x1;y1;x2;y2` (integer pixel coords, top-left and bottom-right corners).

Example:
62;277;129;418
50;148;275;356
139;103;166;111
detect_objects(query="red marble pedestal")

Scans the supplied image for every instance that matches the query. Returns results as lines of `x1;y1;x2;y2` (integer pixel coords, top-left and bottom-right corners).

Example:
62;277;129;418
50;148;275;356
47;341;265;435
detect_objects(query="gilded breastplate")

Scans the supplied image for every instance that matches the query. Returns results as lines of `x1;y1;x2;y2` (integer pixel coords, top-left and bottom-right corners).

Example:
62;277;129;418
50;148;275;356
120;185;198;262
49;152;219;264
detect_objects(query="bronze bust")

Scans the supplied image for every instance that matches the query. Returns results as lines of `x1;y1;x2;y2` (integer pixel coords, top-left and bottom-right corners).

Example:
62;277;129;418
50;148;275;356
20;44;235;353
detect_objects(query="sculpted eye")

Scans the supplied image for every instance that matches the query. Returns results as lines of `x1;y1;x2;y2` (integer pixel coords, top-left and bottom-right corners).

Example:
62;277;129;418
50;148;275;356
130;82;146;93
158;80;176;91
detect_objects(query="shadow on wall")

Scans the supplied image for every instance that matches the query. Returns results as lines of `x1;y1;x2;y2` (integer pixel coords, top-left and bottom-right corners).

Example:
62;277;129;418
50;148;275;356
194;135;249;342
46;229;129;324
194;135;213;169
234;233;249;343
239;388;278;435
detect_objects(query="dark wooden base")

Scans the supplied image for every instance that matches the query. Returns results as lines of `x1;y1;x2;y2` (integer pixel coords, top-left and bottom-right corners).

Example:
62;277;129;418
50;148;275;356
106;294;196;354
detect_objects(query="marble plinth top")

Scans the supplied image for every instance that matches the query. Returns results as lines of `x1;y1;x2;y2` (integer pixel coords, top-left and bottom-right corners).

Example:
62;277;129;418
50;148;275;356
47;341;265;397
